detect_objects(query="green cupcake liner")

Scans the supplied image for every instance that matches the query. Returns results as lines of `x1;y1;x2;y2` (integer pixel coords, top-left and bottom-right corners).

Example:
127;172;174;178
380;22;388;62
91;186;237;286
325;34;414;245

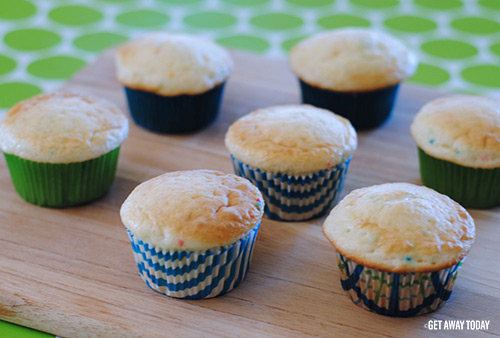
3;147;120;208
418;147;500;208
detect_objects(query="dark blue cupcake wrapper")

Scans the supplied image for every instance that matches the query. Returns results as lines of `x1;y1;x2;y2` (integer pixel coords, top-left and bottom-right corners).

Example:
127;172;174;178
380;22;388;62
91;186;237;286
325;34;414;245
126;224;260;299
336;252;464;317
231;155;350;221
299;79;400;130
124;83;225;134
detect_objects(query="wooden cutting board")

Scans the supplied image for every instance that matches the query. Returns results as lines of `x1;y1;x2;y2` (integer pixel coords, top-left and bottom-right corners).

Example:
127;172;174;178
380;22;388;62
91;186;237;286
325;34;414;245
0;50;499;338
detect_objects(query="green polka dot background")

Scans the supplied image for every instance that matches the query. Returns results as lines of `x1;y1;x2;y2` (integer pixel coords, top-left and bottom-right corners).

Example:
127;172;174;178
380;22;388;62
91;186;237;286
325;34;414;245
0;82;41;108
27;56;85;79
117;10;169;28
74;32;128;52
1;0;500;118
0;0;36;20
4;29;61;51
49;5;103;26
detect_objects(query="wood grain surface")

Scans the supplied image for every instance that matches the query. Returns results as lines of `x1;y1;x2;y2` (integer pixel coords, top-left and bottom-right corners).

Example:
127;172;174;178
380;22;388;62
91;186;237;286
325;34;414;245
0;50;499;337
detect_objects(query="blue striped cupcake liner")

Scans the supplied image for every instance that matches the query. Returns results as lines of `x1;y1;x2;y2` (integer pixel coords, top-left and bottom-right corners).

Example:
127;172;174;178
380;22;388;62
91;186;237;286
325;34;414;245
231;155;350;221
336;252;464;317
126;223;260;299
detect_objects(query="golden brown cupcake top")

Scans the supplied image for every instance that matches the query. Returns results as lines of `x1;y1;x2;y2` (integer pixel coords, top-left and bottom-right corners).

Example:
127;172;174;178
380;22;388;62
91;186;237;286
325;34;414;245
0;91;128;163
290;28;417;92
120;170;264;251
323;183;475;273
225;105;357;174
411;95;500;169
116;32;233;96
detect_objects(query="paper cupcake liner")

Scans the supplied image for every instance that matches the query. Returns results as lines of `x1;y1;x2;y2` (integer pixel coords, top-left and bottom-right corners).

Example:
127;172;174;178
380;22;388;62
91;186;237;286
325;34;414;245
299;79;400;130
336;252;463;317
3;147;120;208
126;223;260;299
231;156;350;221
418;147;500;208
124;84;225;134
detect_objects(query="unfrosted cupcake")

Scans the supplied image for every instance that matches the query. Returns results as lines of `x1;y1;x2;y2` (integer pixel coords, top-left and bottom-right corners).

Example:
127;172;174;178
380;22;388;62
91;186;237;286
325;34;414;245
411;95;500;208
116;32;234;134
120;170;264;299
289;28;417;130
0;91;128;208
323;183;475;317
225;104;357;221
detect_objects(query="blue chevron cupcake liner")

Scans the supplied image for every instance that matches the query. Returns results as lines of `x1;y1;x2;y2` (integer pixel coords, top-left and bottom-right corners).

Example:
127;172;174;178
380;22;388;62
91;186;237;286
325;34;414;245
230;156;350;221
336;252;464;317
126;224;260;299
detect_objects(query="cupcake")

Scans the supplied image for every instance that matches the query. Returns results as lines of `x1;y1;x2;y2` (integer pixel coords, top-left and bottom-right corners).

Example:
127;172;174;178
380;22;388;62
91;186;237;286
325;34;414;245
120;170;264;299
116;32;234;134
411;95;500;208
0;91;128;208
225;104;357;221
323;183;475;317
289;28;417;130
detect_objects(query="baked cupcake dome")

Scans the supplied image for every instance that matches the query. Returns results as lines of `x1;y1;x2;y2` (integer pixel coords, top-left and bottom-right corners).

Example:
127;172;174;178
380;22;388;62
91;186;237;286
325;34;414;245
225;104;357;221
121;170;264;299
289;28;417;130
411;95;500;208
0;91;128;207
290;28;416;92
323;183;475;316
116;32;234;134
